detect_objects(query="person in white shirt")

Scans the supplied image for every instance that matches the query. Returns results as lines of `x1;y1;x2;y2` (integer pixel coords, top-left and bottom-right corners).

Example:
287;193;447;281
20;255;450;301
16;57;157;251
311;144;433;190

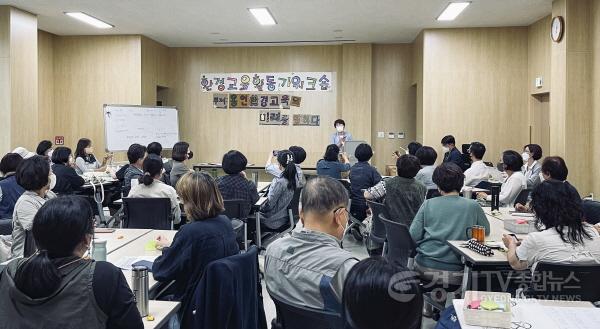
414;146;438;191
128;155;181;224
521;144;542;190
463;142;489;187
477;150;527;206
503;180;600;272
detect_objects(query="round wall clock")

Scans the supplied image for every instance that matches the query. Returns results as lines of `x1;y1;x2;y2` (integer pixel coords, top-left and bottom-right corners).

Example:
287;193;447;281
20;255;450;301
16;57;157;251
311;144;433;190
551;16;564;42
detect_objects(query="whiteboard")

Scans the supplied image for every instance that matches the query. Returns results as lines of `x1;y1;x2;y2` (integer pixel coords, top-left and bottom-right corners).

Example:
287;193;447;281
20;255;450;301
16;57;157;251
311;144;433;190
103;105;180;152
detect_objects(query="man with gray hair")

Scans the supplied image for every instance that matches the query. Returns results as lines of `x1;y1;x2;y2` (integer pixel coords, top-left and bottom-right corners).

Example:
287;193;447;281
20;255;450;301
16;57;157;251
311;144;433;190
265;176;358;312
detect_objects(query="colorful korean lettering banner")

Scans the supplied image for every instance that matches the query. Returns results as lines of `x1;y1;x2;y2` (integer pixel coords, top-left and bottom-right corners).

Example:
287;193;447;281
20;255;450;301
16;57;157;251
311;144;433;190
259;110;289;126
293;114;320;126
201;72;334;92
213;94;291;109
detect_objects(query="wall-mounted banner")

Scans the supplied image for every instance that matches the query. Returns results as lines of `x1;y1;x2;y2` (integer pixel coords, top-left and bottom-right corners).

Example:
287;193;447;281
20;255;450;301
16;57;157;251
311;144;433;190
293;114;320;126
213;94;291;109
201;72;334;92
259;110;289;126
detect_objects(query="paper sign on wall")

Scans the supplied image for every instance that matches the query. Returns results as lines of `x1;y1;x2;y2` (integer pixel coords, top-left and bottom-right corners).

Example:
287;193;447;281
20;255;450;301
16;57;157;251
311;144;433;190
259;110;289;126
292;114;320;126
201;72;334;92
290;96;302;107
214;94;291;109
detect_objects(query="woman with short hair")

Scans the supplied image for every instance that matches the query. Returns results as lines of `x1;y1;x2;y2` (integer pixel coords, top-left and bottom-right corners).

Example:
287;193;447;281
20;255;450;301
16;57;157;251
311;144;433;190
51;147;85;194
0;153;24;219
169;141;193;187
316;144;350;179
74;138;112;175
477;150;527;206
522;144;543;189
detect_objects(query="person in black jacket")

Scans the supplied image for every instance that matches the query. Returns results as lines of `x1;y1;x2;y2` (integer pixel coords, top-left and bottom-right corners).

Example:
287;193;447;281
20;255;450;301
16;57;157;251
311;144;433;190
51;147;85;194
441;135;465;171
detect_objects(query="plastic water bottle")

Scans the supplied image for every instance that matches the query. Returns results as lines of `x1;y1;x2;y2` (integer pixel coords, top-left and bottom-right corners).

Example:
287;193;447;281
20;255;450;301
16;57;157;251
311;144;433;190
91;239;107;261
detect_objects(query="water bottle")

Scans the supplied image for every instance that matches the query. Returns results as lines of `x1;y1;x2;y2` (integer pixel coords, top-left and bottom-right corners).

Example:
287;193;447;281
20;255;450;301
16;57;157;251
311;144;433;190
132;265;149;317
490;182;502;211
91;239;107;261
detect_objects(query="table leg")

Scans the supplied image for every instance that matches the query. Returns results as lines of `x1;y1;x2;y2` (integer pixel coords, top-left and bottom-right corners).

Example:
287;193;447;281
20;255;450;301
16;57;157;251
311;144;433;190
461;257;472;298
96;189;106;226
251;171;259;186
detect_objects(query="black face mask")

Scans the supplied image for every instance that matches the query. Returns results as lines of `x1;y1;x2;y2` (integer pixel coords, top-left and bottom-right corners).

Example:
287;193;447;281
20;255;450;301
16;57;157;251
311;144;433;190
187;151;194;160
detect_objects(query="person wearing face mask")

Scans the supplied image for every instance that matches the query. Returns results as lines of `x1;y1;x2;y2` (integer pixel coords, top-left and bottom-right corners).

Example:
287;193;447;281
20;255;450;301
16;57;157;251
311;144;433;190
477;150;527;207
265;176;358;311
330;119;353;150
169;141;194;188
74;138;112;175
441;135;465;171
51;147;85;194
35;140;53;162
463;141;489;187
10;156;57;259
521;144;543;190
258;150;298;230
0;196;143;329
410;163;490;286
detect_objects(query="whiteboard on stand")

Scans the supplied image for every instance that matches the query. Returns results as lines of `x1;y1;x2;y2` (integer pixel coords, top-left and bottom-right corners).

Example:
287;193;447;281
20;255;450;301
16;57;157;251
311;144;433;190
103;104;180;152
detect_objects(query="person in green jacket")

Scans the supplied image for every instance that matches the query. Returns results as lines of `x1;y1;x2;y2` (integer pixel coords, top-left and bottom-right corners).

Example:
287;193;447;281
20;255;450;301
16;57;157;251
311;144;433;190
410;162;490;286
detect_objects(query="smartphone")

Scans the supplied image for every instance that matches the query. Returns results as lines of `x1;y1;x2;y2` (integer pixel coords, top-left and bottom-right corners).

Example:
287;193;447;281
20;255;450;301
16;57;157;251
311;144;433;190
272;150;279;157
508;233;520;242
393;150;400;157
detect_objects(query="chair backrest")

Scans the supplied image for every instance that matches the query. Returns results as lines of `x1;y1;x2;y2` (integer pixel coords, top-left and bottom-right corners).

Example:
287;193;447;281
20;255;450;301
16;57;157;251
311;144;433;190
287;187;303;223
366;200;388;243
223;199;251;220
582;199;600;225
379;214;417;268
337;179;352;195
528;262;600;302
23;230;37;258
0;218;12;236
123;197;172;229
514;189;531;206
269;291;343;329
426;189;441;199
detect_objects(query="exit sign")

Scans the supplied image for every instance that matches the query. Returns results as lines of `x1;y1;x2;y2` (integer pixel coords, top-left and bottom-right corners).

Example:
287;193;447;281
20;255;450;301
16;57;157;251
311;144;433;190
54;136;64;145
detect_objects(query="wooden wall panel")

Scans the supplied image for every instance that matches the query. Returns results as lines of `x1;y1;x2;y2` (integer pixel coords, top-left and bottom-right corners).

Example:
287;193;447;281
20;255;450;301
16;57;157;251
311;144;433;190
38;30;55;141
528;16;552;94
422;28;529;163
0;7;10;153
53;36;141;155
412;32;424;143
593;0;600;195
167;45;350;168
371;44;414;170
341;44;372;144
141;36;169;106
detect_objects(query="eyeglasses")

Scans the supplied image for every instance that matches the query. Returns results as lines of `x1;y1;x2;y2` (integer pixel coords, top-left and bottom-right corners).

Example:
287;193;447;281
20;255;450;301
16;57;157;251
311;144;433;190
333;206;348;215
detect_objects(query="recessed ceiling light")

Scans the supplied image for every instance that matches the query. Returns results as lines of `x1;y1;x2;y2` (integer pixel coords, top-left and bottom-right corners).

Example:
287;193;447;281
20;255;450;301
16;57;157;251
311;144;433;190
437;2;471;21
210;32;221;35
64;12;113;29
248;7;277;26
219;38;228;41
333;29;343;33
335;36;344;39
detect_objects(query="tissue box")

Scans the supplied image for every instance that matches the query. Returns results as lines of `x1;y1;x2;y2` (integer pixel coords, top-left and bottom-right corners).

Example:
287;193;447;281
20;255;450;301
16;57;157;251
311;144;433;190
504;217;537;234
463;291;512;328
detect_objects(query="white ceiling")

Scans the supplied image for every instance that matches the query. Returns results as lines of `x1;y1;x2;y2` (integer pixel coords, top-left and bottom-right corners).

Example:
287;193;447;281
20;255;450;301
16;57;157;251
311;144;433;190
0;0;552;47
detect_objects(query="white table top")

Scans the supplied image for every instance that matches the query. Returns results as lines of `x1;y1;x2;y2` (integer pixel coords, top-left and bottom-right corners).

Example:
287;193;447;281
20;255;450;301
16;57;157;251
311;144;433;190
257;182;270;192
143;300;180;329
106;229;178;290
95;228;153;254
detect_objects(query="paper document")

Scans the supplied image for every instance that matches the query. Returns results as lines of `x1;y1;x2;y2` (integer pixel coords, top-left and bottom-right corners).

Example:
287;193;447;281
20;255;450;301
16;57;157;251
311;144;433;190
113;256;158;270
544;307;600;329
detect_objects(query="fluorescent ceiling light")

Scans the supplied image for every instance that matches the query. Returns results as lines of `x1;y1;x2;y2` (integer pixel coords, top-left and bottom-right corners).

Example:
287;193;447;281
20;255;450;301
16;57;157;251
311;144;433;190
65;12;113;29
248;8;277;26
437;2;471;21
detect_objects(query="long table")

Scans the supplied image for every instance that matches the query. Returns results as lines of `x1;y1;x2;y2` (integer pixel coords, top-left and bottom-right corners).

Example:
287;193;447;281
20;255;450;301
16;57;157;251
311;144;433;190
193;163;317;186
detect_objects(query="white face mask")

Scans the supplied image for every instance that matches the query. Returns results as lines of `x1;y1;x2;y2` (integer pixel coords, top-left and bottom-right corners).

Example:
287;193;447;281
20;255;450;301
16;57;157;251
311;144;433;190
336;125;344;133
49;174;56;190
442;146;450;154
522;152;530;162
47;149;53;159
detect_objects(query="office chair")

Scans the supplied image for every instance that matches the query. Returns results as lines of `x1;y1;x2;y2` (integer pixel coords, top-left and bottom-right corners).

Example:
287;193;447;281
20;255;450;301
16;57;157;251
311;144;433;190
269;291;343;329
223;199;251;251
514;189;531;207
379;215;417;269
122;197;173;230
23;230;37;258
365;200;388;256
522;262;600;302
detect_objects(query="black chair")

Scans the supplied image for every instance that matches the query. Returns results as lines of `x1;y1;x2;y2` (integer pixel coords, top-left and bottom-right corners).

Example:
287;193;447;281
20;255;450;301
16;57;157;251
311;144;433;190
426;189;441;199
366;200;388;256
379;215;417;268
256;188;303;249
269;291;343;329
122;197;172;230
23;230;37;258
474;181;492;191
0;218;12;235
523;262;600;302
513;189;531;206
582;199;600;225
223;199;251;250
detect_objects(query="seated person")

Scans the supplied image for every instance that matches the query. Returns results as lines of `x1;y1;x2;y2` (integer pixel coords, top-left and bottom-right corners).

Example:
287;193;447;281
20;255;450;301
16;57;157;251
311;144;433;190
441;135;464;170
35;140;53;157
393;141;422;159
128;155;181;225
74;138;111;175
515;156;577;212
259;151;297;230
0;196;143;328
51;147;85;194
522;144;543;190
265;176;358;312
170;141;193;188
477;150;527;207
153;172;238;318
216;150;259;214
343;257;423;329
266;146;306;187
316;144;350;179
122;143;147;196
349;143;382;222
0;153;24;219
11;156;57;259
503;180;600;272
414;146;438;191
147;141;172;185
364;155;426;226
463;142;488;187
410;163;490;286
